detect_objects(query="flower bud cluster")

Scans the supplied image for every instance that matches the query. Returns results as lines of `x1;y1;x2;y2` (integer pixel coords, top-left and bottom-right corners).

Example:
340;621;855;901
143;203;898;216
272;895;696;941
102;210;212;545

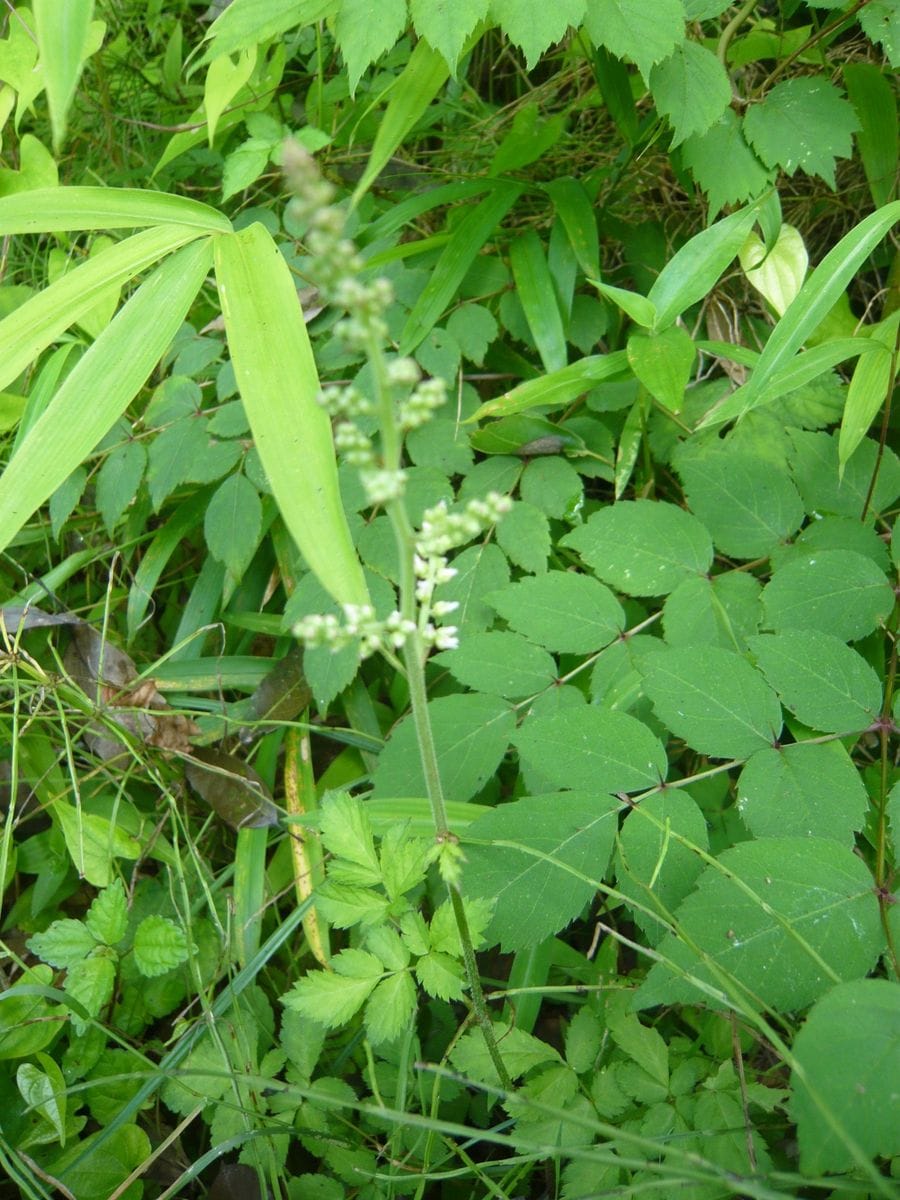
398;377;447;431
416;492;513;558
414;553;460;651
294;605;416;659
318;384;372;420
333;421;374;466
359;468;406;505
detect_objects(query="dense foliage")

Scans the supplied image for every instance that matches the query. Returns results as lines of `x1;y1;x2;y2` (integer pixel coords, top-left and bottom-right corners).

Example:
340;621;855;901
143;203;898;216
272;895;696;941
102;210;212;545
0;2;898;1198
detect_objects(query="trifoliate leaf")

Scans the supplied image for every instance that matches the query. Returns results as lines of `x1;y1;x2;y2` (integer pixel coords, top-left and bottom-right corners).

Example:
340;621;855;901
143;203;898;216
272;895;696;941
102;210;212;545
616;790;709;945
675;443;805;559
635;837;882;1012
583;0;684;81
761;549;894;641
495;500;551;573
490;0;588;69
132;915;190;978
743;78;860;186
84;879;128;947
335;0;407;92
681;110;773;216
737;742;867;845
487;570;624;653
649;40;731;146
364;971;417;1044
562;500;713;596
641;645;782;759
371;693;514;803
791;980;900;1173
319;792;381;883
748;630;882;734
436;631;557;699
410;0;490;70
463;792;622;950
283;948;384;1028
513;709;667;794
451;1020;561;1085
662;573;762;651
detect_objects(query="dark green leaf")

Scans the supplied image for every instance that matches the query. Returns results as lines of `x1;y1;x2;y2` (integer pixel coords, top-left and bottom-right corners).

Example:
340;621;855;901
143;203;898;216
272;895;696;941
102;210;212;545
663;573;762;651
410;0;490;71
788;429;900;519
761;549;894;641
490;0;588;69
487;570;624;652
204;471;262;578
583;0;683;81
513;708;667;793
436;631;557;699
744;78;860;186
436;542;509;633
649;40;731;145
495;500;551;573
681;110;773;216
96;440;146;533
335;0;407;91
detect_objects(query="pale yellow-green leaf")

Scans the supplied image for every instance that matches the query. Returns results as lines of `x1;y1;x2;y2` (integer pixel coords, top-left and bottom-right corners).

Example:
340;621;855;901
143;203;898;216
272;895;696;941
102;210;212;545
0;186;232;234
839;309;900;473
0;238;213;555
204;46;257;145
53;804;141;887
33;0;97;151
0;133;58;196
740;224;808;316
214;223;368;607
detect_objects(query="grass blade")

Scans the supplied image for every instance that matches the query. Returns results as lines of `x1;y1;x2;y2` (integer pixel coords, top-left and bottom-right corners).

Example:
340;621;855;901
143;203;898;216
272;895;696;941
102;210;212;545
543;177;600;278
0;186;232;234
510;229;568;373
0;238;213;556
214;222;368;607
470;351;629;420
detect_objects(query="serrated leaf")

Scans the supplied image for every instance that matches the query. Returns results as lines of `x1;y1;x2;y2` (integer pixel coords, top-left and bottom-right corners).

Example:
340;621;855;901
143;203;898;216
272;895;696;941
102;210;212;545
437;631;557;699
132;915;190;977
616;790;709;945
635;837;882;1012
743;78;860;186
487;570;624;653
446;302;498;365
436;542;510;633
464;793;621;950
371;693;514;803
513;709;667;794
379;822;432;900
96;440;146;533
28;919;96;969
642;645;782;759
675;443;805;558
738;742;867;845
583;0;683;81
147;417;209;509
315;881;389;928
605;994;668;1086
789;429;900;520
410;0;490;71
84;879;128;946
284;948;384;1028
364;970;417;1044
495;500;551;573
204;471;262;578
430;895;494;954
65;954;116;1030
662;573;762;651
859;0;900;66
416;951;465;1001
319;792;381;882
748;630;882;734
490;0;587;69
520;456;583;518
649;40;731;146
791;980;900;1174
335;0;407;92
562;500;713;596
761;549;894;641
451;1019;561;1084
681;110;773;216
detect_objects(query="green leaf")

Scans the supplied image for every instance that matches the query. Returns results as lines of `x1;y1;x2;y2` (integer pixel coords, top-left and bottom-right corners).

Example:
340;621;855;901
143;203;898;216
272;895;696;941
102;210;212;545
513;709;667;794
53;805;141;888
471;351;629;421
675;443;805;558
761;549;894;641
54;1124;151;1200
543;176;600;278
844;61;899;208
627;326;695;412
583;0;683;81
436;542;509;633
364;971;417;1044
147;418;209;509
744;78;859;186
399;183;522;353
202;0;338;60
221;135;272;200
738;742;867;845
437;631;557;699
50;467;88;540
605;994;668;1086
590;280;656;328
204;46;257;144
490;102;567;175
96;440;146;534
487;570;624;653
28;919;96;969
411;0;490;70
641;645;782;759
446;302;498;365
319;792;381;883
739;224;808;317
132;915;190;977
0;186;231;235
465;792;619;950
681;110;773;216
662;573;762;651
0;238;213;557
839;310;900;469
791;980;900;1175
748;630;882;734
451;1019;561;1084
649;40;731;146
562;500;713;596
509;229;567;372
284;948;384;1028
214;223;368;607
84;879;128;946
371;693;514;803
17;1055;67;1144
416;951;465;1001
520;456;583;518
33;0;96;152
859;1;900;65
495;500;551;573
336;0;407;92
635;837;882;1012
204;472;263;579
316;882;389;928
490;0;587;69
65;954;116;1031
616;791;709;945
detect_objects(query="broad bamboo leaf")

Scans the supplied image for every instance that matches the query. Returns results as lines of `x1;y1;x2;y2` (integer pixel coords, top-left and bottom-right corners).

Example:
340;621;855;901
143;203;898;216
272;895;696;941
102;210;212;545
0;225;202;393
0;239;213;557
214;223;368;607
839;310;900;469
0;186;232;234
470;350;628;420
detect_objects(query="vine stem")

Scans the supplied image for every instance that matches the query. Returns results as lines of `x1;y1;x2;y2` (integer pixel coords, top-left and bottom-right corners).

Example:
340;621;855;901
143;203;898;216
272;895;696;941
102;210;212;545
367;336;513;1091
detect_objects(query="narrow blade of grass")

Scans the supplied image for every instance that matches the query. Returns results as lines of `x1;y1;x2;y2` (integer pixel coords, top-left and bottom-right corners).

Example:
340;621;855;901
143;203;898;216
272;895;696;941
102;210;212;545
510;229;568;373
469;351;629;421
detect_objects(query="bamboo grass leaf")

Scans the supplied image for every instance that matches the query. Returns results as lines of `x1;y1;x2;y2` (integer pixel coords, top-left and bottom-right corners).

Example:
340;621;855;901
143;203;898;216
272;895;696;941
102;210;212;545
0;187;232;234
